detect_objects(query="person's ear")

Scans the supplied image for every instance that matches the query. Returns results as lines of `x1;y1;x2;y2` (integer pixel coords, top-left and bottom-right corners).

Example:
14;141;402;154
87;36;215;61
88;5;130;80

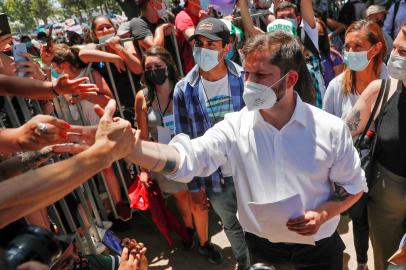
372;41;383;57
286;71;299;90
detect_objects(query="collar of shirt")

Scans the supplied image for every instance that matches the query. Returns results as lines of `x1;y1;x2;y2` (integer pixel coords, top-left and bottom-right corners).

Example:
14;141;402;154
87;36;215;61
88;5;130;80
253;93;307;129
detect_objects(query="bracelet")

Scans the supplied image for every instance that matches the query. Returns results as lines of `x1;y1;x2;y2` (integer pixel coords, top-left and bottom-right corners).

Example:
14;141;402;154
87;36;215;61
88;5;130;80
51;81;59;96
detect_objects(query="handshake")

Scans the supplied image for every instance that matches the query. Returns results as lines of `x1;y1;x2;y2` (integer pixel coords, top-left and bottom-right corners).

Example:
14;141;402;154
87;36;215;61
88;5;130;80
2;99;138;167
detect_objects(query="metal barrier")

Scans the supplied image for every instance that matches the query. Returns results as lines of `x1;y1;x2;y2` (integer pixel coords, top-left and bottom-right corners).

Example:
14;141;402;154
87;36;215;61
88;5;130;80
0;15;208;255
0;78;134;255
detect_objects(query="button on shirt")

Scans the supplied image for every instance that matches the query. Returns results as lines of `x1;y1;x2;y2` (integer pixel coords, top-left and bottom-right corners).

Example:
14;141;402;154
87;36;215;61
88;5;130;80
168;94;367;242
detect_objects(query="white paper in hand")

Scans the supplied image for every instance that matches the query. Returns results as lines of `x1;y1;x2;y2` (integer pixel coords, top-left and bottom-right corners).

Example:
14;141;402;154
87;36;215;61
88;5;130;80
248;194;315;245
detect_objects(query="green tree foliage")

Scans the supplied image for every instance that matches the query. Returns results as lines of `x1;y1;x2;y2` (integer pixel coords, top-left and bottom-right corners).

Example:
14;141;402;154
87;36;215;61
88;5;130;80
31;0;54;24
2;0;36;30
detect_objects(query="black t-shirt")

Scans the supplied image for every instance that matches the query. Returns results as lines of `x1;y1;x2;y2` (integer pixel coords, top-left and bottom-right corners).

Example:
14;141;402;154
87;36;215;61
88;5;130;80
375;82;406;177
129;17;177;63
92;62;142;123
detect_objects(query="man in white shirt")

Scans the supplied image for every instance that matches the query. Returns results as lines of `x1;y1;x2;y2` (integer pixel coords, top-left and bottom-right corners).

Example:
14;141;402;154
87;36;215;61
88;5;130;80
124;31;366;269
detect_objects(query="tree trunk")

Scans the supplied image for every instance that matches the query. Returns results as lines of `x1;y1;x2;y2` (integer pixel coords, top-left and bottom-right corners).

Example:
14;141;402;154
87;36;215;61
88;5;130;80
115;0;139;19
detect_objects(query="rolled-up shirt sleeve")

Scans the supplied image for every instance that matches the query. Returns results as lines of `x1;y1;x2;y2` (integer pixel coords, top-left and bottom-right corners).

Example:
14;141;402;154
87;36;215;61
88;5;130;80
329;122;368;194
167;118;234;183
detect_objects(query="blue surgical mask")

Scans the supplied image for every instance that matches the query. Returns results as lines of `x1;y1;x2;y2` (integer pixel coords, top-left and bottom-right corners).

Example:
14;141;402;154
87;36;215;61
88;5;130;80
25;42;33;48
193;47;219;72
343;47;374;71
200;0;209;10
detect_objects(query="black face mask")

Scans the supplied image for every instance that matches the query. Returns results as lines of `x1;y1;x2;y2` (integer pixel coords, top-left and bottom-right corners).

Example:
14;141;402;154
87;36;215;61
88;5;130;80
145;68;167;85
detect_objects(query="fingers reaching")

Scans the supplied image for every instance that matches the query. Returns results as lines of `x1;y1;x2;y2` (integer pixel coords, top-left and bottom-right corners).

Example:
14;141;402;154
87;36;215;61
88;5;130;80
100;99;117;122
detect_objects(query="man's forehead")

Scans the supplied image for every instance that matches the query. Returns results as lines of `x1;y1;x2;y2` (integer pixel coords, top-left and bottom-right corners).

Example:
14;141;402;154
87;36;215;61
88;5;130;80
196;35;221;43
243;52;278;71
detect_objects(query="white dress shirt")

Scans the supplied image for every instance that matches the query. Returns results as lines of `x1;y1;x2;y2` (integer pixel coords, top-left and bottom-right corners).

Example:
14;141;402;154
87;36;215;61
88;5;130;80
168;94;367;242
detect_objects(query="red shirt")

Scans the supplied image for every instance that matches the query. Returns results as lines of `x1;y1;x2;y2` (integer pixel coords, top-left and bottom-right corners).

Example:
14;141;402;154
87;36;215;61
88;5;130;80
175;9;199;75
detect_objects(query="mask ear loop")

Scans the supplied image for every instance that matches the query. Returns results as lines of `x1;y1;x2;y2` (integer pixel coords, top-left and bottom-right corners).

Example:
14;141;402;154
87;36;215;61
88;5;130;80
365;44;377;67
271;72;290;102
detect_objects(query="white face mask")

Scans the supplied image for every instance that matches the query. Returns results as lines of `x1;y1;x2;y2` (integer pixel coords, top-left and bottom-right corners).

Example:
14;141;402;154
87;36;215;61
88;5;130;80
98;33;115;44
157;3;167;18
343;47;374;71
193;47;220;72
387;53;406;81
243;73;288;111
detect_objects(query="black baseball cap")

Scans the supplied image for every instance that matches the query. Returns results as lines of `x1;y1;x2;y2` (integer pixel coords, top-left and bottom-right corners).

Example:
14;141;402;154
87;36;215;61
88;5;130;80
188;18;230;44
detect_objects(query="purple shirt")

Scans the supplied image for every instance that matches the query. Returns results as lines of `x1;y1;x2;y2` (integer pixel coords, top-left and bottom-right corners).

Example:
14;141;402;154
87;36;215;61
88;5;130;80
321;49;343;88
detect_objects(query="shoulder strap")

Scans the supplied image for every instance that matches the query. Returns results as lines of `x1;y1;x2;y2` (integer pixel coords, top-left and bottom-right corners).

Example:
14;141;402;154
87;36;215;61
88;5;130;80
299;26;321;61
354;79;387;148
369;79;392;157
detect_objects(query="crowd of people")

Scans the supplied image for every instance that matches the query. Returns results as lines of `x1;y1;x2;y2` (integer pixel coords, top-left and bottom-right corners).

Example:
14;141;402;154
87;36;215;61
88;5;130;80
0;0;405;270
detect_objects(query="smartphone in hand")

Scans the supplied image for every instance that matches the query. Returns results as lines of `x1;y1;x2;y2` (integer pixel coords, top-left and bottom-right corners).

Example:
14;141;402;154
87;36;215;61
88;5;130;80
12;43;28;77
0;14;11;37
46;25;53;53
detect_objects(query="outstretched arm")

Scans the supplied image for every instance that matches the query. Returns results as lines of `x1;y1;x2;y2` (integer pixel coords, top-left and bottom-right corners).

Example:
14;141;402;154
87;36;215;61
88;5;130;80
0;74;98;100
0;100;135;228
300;0;316;28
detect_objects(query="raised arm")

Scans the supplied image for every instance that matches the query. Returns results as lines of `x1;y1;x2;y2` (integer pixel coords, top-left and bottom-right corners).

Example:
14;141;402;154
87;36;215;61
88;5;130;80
326;18;346;38
153;23;175;48
300;0;316;28
237;0;264;38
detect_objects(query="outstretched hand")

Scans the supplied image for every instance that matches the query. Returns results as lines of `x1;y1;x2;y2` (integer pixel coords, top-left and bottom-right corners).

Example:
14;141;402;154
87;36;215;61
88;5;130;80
15;114;71;152
92;100;136;164
55;74;99;96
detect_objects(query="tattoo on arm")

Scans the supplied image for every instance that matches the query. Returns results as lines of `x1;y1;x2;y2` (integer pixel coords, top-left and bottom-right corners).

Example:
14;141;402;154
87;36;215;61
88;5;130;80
330;184;351;202
345;109;361;132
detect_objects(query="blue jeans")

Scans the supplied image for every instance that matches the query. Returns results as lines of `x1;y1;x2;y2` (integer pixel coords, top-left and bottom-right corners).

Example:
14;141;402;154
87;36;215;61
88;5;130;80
206;176;250;269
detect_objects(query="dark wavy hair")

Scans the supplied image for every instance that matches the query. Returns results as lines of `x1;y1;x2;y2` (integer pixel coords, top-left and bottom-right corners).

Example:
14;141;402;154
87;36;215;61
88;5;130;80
142;46;180;106
242;31;316;105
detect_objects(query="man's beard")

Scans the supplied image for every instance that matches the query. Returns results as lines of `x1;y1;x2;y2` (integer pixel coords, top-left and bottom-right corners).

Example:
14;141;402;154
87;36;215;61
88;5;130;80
273;77;287;102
